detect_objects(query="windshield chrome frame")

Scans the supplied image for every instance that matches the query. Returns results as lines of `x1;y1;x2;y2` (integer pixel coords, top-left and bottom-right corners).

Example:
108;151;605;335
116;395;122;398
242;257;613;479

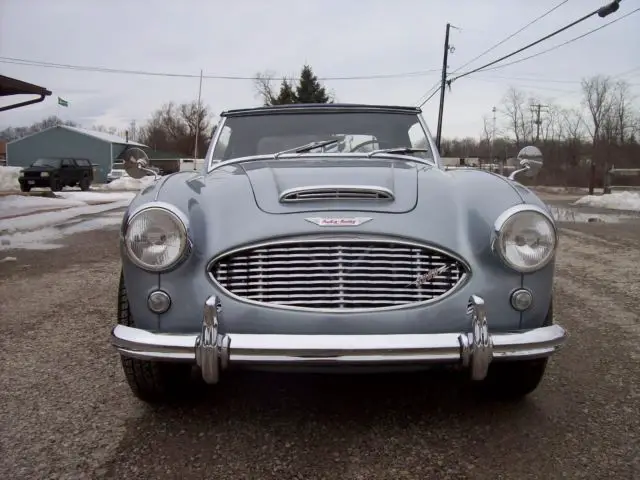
205;111;443;174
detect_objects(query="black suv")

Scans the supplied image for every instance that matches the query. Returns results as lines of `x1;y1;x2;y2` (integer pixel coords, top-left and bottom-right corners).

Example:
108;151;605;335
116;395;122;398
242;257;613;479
18;157;94;192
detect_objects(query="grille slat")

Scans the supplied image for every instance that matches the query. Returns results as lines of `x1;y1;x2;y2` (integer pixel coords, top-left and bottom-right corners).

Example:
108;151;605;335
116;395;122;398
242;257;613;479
210;239;467;311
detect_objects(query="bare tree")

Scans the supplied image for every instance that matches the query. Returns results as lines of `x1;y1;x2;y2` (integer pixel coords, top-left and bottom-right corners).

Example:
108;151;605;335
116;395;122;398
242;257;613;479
610;80;635;144
581;75;613;146
138;101;213;156
501;87;533;147
253;71;279;106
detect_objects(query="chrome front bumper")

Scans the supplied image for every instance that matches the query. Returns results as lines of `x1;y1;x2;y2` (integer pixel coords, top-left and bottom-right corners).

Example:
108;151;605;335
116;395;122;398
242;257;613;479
110;294;568;384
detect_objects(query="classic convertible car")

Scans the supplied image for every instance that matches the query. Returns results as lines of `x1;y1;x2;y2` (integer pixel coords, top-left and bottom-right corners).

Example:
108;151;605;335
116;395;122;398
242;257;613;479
111;103;567;403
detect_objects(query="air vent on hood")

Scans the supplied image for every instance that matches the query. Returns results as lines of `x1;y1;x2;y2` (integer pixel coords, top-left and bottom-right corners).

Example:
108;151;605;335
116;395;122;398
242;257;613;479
279;185;394;203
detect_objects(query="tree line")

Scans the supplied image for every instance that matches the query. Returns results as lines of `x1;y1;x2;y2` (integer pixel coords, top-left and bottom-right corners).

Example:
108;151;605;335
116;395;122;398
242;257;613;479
1;64;638;188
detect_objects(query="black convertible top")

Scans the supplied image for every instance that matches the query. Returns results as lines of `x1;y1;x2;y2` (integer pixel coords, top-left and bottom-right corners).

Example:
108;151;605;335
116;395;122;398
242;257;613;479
221;103;422;117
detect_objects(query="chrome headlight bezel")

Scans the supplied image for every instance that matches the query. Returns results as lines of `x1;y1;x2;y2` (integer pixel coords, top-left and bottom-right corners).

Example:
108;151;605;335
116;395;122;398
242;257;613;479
123;201;191;272
492;204;557;273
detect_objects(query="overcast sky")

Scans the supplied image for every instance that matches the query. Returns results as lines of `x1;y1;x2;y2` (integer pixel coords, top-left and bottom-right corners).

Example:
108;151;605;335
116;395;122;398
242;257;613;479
1;0;639;140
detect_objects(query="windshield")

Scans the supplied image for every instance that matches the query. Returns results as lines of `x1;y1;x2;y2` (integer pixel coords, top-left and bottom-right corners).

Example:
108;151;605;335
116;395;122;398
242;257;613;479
210;111;434;163
31;158;61;168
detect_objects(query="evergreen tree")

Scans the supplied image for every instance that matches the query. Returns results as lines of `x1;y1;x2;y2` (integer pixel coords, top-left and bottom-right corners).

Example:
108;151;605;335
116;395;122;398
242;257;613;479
254;64;333;106
272;79;297;104
295;65;331;103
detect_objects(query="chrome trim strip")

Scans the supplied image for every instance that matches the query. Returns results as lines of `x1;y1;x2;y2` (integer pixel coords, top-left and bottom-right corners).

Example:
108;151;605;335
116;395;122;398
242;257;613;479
417;112;443;170
123;201;192;273
205;116;228;172
279;185;395;203
205;152;436;175
491;204;558;273
205;235;471;314
110;294;569;385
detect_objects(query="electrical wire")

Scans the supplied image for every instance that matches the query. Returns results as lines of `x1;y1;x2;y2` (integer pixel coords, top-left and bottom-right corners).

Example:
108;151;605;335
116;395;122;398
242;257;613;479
413;0;570;107
0;56;441;81
449;4;638;82
449;0;570;75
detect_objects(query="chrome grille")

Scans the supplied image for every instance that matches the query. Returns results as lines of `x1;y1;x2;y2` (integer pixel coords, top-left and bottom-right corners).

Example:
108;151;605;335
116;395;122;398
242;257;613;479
280;186;394;202
210;238;467;311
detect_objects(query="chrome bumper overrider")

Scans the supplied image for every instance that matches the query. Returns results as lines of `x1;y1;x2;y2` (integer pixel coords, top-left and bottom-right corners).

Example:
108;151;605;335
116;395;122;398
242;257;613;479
110;294;568;384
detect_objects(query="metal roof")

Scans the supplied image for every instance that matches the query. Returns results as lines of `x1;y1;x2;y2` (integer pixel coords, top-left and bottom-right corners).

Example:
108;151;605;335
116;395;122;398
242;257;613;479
0;75;52;112
221;103;422;117
7;124;148;147
0;75;52;97
62;125;148;147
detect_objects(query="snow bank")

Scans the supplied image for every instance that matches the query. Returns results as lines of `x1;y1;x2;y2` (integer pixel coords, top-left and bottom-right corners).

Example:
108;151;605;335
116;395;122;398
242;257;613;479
101;175;156;191
573;191;640;212
0;166;22;192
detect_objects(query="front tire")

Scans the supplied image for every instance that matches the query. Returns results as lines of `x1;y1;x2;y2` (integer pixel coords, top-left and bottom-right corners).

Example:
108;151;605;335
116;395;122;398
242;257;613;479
50;177;63;192
79;176;90;191
475;299;554;400
476;358;548;400
117;272;193;403
20;183;31;192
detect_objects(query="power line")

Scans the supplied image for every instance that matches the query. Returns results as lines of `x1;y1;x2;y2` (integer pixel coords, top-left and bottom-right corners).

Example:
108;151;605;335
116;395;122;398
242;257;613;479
449;2;635;83
414;0;570;107
0;56;441;81
463;6;640;77
450;0;570;75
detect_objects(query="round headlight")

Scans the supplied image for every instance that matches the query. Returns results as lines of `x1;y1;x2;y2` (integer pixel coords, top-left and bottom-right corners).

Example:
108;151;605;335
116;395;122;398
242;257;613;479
124;206;189;271
495;208;557;273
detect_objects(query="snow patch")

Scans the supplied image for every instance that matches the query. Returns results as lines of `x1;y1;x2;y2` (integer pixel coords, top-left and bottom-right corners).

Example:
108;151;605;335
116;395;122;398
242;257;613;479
0;211;124;251
0;194;87;210
573;191;640;212
0;200;130;233
0;166;22;192
56;191;137;203
99;175;157;191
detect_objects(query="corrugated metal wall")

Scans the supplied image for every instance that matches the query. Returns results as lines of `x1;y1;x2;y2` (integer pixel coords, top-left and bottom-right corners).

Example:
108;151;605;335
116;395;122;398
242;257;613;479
6;127;114;183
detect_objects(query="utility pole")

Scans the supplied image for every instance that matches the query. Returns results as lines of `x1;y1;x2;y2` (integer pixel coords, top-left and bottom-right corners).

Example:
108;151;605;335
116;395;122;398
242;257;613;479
193;69;203;163
435;22;451;152
530;103;548;143
490;106;497;166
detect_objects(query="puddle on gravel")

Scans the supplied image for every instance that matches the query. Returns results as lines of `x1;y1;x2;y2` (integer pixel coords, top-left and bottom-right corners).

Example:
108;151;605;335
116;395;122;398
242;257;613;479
547;205;639;223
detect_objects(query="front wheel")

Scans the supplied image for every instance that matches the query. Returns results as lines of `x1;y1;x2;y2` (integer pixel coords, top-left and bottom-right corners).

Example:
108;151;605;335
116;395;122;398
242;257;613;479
117;272;194;403
50;177;63;192
20;183;31;192
79;176;90;191
475;358;548;400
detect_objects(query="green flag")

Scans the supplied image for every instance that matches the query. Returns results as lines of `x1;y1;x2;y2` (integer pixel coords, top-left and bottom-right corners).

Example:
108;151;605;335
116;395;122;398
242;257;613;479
58;97;68;107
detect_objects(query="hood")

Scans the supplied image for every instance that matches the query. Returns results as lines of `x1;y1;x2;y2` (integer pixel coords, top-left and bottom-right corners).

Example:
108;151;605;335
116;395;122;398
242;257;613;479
239;157;423;214
22;165;57;172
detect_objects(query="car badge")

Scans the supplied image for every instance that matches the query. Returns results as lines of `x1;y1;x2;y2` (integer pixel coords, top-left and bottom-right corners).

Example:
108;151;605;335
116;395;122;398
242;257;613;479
305;217;373;227
408;264;451;287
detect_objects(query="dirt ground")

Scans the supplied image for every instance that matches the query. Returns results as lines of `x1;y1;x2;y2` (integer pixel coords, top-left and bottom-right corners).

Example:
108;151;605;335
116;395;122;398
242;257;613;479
0;202;639;479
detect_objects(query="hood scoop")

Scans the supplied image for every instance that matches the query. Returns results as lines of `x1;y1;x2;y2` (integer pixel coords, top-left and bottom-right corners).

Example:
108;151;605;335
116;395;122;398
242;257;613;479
279;185;394;203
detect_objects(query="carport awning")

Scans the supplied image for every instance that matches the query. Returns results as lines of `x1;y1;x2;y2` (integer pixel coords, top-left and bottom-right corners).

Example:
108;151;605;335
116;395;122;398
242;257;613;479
0;74;52;112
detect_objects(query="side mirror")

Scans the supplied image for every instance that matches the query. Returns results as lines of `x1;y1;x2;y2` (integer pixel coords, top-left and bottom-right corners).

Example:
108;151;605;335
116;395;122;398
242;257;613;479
508;145;543;181
123;147;157;180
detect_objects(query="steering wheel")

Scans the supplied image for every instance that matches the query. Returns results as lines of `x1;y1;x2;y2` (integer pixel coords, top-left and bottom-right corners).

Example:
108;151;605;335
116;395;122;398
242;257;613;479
349;139;391;152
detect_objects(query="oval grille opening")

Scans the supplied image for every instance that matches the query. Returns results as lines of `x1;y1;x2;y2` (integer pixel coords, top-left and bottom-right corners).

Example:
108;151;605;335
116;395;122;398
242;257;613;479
209;238;468;311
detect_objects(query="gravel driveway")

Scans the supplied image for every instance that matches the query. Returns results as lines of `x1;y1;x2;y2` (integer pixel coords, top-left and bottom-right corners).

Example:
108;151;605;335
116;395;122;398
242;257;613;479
1;208;639;479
